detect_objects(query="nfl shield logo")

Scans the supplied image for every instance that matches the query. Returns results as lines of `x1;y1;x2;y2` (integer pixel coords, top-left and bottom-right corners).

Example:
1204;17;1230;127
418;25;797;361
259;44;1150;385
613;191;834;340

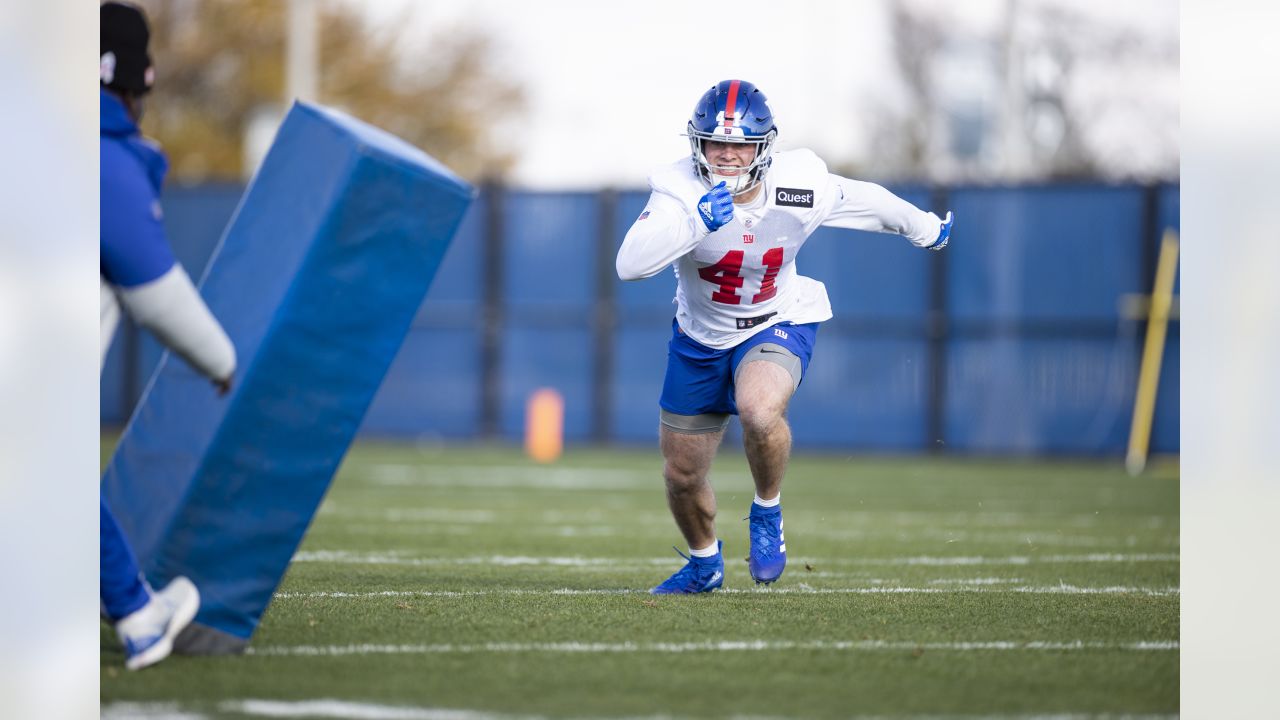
743;233;754;244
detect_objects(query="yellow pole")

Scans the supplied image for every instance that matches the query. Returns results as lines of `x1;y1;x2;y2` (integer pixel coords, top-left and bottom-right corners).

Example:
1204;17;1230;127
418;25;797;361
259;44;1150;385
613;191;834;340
1126;229;1179;476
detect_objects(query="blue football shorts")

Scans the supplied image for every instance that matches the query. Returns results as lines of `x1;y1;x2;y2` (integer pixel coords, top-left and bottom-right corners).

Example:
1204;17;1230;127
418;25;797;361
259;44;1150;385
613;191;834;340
659;318;819;419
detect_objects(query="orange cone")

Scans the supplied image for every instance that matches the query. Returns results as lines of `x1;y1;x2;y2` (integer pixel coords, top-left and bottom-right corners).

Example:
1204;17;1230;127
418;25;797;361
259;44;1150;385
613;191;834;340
524;388;564;463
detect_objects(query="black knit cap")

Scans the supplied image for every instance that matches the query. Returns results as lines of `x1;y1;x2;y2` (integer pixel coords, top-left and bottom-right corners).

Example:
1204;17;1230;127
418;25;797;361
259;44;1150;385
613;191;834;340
100;2;154;95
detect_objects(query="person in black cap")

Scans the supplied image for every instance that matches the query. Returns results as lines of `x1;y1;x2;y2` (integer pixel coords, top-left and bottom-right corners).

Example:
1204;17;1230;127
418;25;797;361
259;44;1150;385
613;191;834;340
100;1;155;121
100;1;238;670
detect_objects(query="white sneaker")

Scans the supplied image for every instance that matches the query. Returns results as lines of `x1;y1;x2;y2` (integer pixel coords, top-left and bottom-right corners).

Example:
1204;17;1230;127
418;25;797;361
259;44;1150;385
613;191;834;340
115;576;200;671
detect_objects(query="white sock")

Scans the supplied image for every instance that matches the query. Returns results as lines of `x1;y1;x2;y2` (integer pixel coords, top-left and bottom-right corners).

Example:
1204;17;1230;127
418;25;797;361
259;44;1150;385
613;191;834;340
689;541;719;558
753;493;781;508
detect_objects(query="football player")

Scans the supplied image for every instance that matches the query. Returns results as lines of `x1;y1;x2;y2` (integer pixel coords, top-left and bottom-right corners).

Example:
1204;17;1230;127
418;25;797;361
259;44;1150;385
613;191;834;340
617;79;953;593
100;1;236;668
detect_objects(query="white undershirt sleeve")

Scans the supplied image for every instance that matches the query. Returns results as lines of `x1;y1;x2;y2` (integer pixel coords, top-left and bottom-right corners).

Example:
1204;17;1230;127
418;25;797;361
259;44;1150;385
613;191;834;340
101;279;121;373
113;264;237;382
820;174;944;248
616;191;708;281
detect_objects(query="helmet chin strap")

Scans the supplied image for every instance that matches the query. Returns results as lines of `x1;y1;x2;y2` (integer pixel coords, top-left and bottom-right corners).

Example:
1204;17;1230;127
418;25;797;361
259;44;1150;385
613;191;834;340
710;171;758;197
691;133;775;197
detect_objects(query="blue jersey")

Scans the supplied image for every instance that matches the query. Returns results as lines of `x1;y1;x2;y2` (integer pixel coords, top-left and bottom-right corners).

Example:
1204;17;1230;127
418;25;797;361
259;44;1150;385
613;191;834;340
99;89;237;384
100;89;176;288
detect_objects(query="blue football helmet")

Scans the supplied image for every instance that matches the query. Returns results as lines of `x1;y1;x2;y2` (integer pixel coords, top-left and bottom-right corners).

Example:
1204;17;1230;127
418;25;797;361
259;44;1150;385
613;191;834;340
687;80;778;196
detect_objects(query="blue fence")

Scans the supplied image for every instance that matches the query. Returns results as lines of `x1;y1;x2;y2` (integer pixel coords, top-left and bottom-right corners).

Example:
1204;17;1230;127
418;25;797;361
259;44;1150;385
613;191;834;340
102;181;1180;456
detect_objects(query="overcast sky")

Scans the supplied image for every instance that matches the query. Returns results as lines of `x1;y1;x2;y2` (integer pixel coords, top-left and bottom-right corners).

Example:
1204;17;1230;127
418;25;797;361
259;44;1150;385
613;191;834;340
340;0;1177;187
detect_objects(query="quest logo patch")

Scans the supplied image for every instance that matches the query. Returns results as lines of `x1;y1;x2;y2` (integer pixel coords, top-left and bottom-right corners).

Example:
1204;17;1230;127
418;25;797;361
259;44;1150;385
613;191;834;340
775;187;814;208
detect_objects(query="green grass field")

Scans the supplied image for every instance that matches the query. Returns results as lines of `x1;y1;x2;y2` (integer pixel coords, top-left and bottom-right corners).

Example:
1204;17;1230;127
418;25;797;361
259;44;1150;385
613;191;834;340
101;440;1179;719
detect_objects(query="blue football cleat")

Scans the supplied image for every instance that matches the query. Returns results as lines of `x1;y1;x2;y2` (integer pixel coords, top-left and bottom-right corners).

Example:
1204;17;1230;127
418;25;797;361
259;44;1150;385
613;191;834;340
747;504;786;584
650;541;724;594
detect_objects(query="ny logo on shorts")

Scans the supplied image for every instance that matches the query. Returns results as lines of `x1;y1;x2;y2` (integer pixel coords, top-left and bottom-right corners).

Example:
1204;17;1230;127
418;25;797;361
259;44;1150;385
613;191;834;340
773;328;789;340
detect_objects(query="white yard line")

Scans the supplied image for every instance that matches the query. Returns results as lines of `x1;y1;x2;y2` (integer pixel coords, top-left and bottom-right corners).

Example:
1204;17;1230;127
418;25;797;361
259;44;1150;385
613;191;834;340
792;510;1173;530
311;518;1174;547
221;699;540;720
292;551;654;566
273;584;1178;600
336;524;481;536
290;550;1179;567
365;464;707;490
844;529;1177;548
100;703;207;720
247;639;1178;657
325;523;625;538
835;716;1178;720
928;577;1023;585
831;553;1180;566
327;486;1172;533
104;700;1180;720
274;588;635;598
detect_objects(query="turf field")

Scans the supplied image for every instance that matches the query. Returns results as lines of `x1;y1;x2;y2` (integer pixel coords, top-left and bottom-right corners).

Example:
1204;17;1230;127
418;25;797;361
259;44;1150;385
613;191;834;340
101;439;1179;719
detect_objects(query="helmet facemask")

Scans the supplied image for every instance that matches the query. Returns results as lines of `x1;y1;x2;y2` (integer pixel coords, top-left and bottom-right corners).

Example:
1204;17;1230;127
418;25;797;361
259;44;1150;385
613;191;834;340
688;131;777;197
686;80;779;197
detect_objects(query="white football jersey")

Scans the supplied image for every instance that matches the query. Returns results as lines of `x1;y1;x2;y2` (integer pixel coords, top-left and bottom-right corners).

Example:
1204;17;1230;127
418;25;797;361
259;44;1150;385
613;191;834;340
616;149;945;349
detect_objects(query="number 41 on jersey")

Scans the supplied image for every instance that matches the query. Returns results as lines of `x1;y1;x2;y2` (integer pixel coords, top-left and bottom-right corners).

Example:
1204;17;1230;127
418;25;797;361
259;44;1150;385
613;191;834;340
697;248;783;305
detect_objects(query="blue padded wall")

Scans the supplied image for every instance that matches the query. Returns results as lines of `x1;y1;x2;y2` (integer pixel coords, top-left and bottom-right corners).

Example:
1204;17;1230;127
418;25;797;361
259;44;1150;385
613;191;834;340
499;192;599;442
611;323;673;442
790;335;930;450
362;195;487;439
944;336;1138;454
948;186;1146;324
943;185;1147;455
791;186;935;450
102;101;473;649
612;190;676;443
161;183;247;273
501;327;594;440
361;327;483;440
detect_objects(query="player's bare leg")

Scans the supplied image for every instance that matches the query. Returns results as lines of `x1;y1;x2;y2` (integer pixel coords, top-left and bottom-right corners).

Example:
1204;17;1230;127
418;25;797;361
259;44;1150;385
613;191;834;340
659;425;725;550
734;360;795;500
650;425;727;594
735;359;795;584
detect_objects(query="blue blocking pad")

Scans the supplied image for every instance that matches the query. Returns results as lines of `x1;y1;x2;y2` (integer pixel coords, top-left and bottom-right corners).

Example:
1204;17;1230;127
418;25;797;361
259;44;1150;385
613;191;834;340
102;101;473;652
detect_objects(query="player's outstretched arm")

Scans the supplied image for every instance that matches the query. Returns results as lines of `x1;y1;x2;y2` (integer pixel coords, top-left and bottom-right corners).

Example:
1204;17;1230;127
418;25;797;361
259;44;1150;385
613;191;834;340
112;265;237;391
616;189;724;281
820;174;951;249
